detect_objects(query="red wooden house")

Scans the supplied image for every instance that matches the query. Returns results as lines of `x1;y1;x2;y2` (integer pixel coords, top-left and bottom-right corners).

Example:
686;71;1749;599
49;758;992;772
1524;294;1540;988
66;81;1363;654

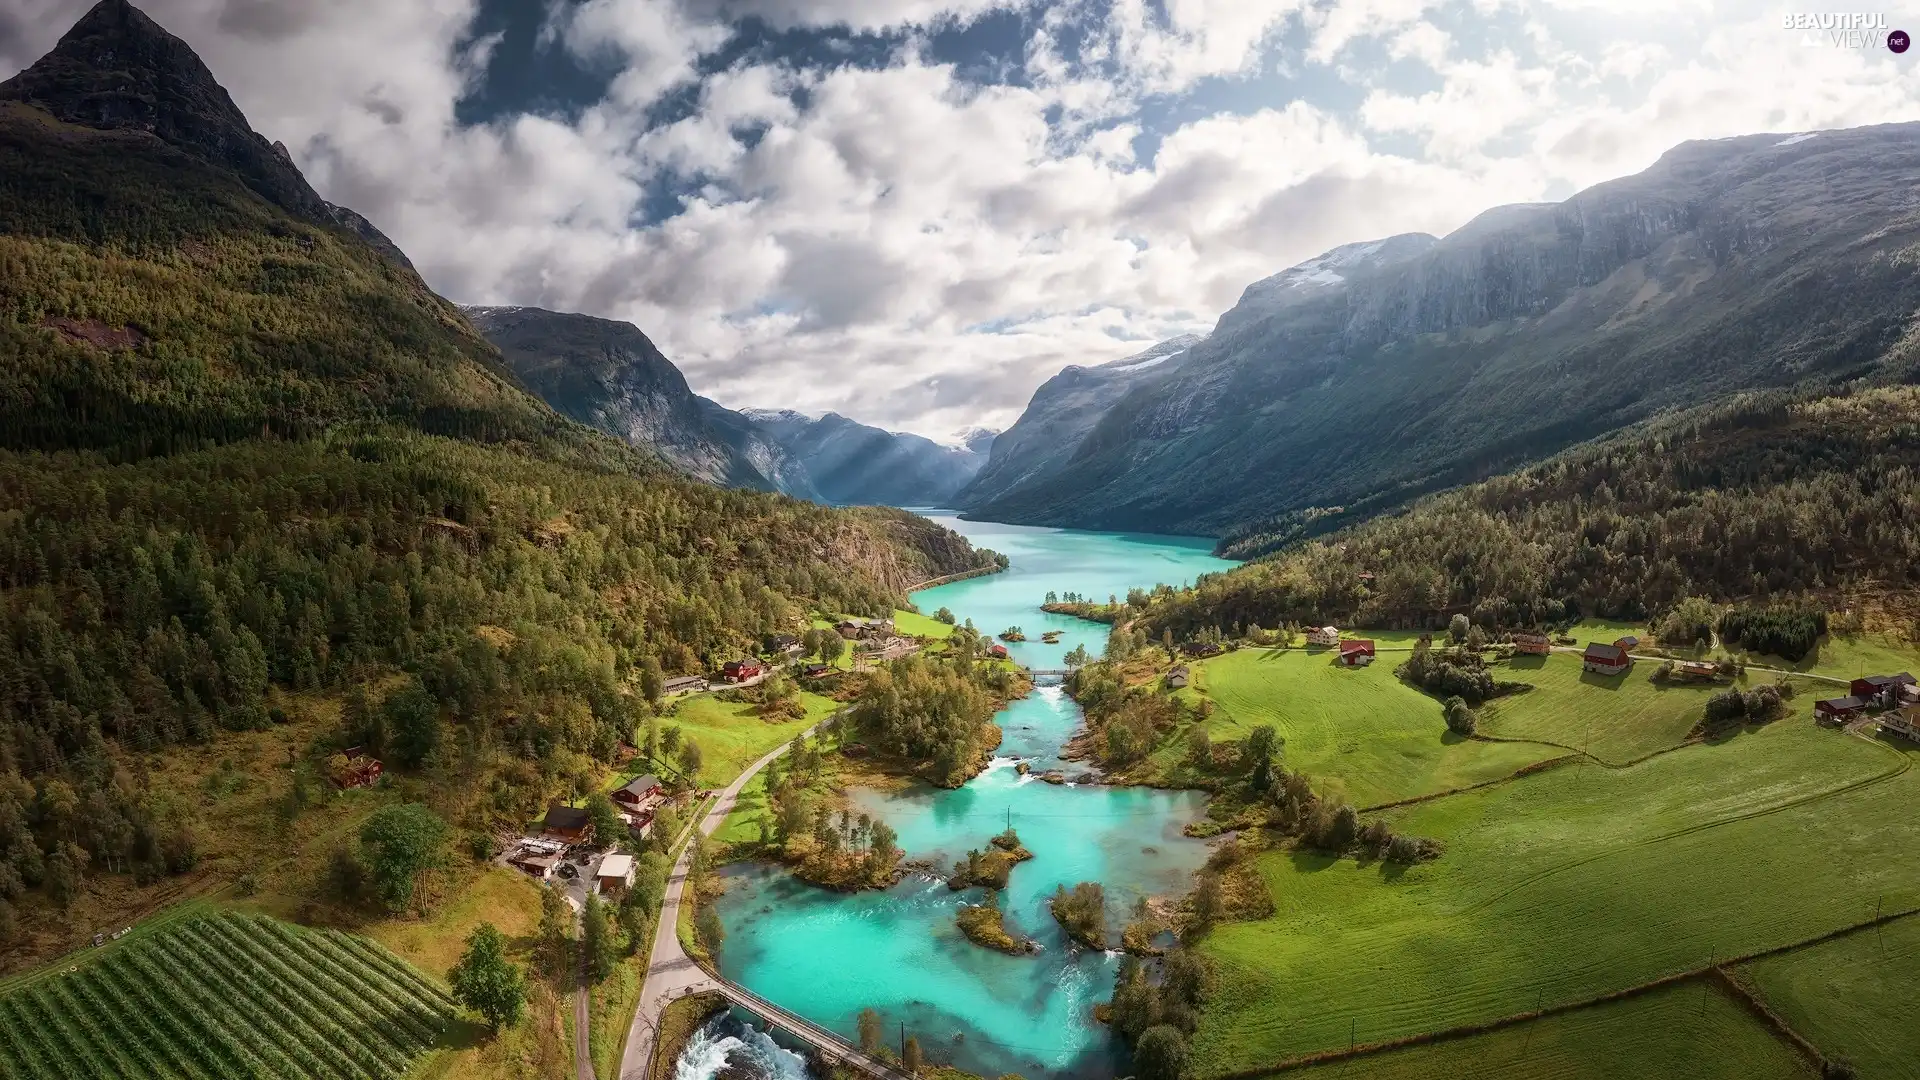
1337;639;1376;666
1849;673;1915;706
1510;633;1552;656
721;659;765;683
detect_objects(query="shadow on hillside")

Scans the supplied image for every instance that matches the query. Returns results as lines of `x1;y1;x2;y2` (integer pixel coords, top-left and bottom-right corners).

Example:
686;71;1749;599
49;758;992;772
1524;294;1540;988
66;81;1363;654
437;1017;489;1054
1578;669;1628;691
1505;654;1549;671
1286;849;1341;875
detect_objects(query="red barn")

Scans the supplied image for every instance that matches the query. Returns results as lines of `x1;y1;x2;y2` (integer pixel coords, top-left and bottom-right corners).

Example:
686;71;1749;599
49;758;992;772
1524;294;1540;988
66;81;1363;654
987;643;1010;659
1582;643;1631;675
721;659;765;683
1849;673;1915;705
1337;639;1376;666
1815;696;1866;724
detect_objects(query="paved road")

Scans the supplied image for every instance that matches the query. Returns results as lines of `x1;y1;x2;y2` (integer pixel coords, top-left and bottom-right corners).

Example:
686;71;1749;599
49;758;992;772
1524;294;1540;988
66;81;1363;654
617;728;818;1080
570;893;594;1080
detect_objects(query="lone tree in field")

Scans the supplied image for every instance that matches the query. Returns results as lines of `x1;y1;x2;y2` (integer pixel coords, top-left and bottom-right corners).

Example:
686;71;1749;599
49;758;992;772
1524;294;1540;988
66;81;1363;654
1449;613;1470;643
449;923;526;1030
359;803;447;912
1443;695;1478;737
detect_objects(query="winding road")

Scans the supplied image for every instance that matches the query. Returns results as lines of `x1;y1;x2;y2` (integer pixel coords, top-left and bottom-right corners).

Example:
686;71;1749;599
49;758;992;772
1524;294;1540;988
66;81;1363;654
616;722;908;1080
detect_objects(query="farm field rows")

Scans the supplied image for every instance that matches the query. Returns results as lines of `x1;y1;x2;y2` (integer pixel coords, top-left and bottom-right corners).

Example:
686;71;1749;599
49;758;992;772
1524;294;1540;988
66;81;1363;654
0;910;454;1080
1281;979;1811;1080
1188;719;1920;1076
1178;646;1559;807
1743;913;1920;1079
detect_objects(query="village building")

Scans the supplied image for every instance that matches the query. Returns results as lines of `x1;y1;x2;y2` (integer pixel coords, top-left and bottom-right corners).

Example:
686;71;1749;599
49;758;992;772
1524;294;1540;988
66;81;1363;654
1582;642;1632;675
1181;641;1224;658
1882;706;1920;742
803;663;832;678
721;659;765;683
1675;660;1721;681
1510;632;1552;656
764;633;803;657
836;617;896;640
1614;635;1641;650
595;853;636;897
986;643;1010;660
611;774;663;811
331;746;383;789
1848;673;1915;707
1307;626;1341;647
1338;639;1377;667
1165;666;1190;689
662;674;707;695
1814;696;1867;724
541;805;592;843
509;852;559;880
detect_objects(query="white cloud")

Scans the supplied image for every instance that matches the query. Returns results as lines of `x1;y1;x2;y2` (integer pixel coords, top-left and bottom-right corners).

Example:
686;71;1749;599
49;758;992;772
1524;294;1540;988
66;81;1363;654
2;0;1918;439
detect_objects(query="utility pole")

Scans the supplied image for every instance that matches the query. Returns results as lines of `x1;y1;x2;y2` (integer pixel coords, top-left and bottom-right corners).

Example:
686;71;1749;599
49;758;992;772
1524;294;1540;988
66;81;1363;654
899;1021;905;1064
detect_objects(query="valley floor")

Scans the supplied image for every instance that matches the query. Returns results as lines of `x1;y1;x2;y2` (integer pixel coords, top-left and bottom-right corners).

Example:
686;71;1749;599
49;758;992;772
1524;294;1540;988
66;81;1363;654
1153;623;1920;1080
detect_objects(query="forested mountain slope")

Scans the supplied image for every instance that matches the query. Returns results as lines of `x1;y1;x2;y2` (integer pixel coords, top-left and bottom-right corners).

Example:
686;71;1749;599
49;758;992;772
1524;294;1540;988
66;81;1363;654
965;125;1920;539
0;0;995;962
1137;381;1920;639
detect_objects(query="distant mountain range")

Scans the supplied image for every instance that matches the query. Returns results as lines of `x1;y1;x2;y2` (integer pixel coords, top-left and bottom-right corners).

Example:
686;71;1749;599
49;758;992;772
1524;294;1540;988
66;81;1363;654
961;124;1920;544
465;305;994;507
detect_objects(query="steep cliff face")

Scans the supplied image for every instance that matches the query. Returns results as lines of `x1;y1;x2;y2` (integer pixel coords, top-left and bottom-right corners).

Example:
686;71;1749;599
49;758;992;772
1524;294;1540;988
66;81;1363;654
742;410;991;507
466;306;777;490
966;123;1920;541
958;334;1203;508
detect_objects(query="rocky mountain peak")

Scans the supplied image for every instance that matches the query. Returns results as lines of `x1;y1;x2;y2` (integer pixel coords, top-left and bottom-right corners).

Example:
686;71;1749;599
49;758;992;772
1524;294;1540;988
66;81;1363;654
1;0;329;219
1;0;415;270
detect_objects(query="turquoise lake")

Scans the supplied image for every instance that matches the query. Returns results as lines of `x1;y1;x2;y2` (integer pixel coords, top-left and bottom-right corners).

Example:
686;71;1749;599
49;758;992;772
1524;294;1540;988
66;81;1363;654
702;516;1237;1080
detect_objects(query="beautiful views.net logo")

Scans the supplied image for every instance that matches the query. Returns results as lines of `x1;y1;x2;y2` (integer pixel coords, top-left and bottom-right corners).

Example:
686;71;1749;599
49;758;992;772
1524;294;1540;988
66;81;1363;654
1782;12;1910;51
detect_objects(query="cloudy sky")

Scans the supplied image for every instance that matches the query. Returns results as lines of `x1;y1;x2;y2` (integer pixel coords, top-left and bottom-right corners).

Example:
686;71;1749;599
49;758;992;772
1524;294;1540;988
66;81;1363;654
3;0;1917;438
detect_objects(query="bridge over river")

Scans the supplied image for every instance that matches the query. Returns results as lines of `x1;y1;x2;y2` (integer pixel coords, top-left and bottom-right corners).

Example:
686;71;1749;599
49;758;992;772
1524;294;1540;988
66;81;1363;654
619;727;911;1080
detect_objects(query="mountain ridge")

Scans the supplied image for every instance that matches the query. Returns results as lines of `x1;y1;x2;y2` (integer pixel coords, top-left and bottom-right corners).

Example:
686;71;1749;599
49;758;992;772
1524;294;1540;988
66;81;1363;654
962;121;1920;542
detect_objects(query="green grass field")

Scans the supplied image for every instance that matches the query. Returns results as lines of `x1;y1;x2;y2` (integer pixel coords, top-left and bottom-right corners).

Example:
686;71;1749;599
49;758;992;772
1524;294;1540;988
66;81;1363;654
0;910;454;1080
1742;914;1920;1080
1189;721;1918;1076
1281;980;1810;1080
1723;632;1920;683
1479;652;1732;764
1178;647;1560;807
653;690;840;788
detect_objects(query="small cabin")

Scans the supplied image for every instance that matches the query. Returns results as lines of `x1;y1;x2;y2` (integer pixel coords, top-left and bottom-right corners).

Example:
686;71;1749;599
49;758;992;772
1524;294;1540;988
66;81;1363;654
509;853;559;880
662;675;707;695
1849;673;1915;706
721;659;765;683
1582;643;1631;675
1337;639;1376;667
986;643;1010;660
1614;635;1641;650
1675;660;1721;681
612;774;663;810
803;664;832;678
764;633;803;656
595;853;636;897
1165;666;1190;690
1510;633;1552;656
542;805;592;843
1814;696;1867;723
1306;626;1341;647
331;747;384;789
1181;641;1223;658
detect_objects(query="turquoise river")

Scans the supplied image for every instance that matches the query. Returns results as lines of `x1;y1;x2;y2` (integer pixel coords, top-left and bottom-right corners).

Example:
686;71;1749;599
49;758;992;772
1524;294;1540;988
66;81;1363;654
687;516;1236;1080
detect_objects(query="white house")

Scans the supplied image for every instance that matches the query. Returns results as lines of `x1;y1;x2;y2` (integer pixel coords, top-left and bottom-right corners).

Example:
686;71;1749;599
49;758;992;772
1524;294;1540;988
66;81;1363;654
1307;626;1340;647
596;853;636;897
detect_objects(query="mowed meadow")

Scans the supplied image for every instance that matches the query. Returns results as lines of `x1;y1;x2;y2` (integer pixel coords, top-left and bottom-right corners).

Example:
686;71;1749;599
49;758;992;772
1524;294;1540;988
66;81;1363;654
1168;628;1920;1079
0;909;454;1080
